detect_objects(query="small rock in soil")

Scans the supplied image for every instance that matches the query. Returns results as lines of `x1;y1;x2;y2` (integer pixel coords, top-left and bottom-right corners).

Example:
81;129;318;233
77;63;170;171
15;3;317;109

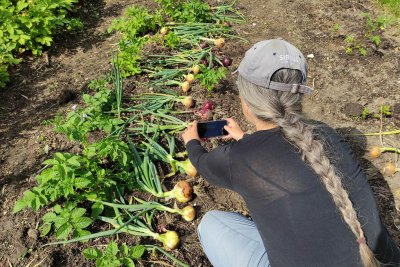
342;103;364;117
27;229;38;241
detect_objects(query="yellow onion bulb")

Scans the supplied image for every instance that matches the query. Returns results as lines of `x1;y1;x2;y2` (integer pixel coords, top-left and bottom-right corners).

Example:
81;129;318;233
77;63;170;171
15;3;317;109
160;27;169;35
184;159;197;177
181;96;194;108
181;81;190;93
383;162;397;176
157;230;180;250
180;205;196;222
192;65;200;75
214;38;225;49
174;181;193;203
186;74;195;84
369;147;382;159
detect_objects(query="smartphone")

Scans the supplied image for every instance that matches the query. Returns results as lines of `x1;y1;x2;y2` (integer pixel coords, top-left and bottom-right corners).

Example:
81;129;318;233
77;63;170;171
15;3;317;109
197;120;228;138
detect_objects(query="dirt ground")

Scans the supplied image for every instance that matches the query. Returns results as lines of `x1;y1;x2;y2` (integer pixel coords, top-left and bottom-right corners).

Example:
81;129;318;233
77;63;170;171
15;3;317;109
1;0;399;266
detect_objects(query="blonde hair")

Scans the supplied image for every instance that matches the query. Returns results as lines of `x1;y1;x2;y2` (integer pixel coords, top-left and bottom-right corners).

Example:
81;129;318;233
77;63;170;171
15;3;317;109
237;71;379;267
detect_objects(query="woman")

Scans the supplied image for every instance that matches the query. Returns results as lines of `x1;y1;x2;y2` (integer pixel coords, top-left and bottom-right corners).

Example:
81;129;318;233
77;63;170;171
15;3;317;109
182;39;400;267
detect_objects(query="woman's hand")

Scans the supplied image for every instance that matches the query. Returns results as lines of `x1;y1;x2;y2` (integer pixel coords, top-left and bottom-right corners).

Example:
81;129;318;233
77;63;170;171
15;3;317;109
223;118;245;141
182;121;201;145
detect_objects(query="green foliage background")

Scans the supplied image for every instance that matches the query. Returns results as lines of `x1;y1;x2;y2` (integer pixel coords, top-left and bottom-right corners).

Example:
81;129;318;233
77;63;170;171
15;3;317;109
0;0;80;88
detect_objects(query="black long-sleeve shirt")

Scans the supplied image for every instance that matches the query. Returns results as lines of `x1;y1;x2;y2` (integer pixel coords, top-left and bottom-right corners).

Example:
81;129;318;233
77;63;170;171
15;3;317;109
186;124;400;267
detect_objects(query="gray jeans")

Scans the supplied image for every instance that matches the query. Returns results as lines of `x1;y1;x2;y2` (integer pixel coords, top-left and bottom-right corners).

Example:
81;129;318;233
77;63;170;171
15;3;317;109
198;210;271;267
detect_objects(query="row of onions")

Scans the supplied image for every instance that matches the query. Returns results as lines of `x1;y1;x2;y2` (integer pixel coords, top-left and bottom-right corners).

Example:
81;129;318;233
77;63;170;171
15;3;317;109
14;0;245;266
104;0;245;255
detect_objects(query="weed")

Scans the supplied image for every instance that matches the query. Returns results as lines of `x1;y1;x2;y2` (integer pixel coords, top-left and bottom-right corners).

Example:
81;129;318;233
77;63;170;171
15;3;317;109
332;23;341;32
337;13;396;56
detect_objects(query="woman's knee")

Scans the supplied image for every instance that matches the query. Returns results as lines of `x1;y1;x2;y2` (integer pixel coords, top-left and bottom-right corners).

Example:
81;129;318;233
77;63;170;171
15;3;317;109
198;210;223;238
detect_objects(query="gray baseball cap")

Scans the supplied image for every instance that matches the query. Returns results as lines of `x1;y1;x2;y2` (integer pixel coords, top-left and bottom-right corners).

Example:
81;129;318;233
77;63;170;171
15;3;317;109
236;39;313;94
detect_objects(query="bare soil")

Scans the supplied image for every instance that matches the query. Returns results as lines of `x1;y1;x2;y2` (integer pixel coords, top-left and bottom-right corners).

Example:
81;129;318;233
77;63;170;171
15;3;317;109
1;0;399;266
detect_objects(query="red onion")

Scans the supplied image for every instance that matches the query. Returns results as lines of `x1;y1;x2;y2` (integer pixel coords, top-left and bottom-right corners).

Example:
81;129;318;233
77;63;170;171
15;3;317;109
200;109;213;121
221;56;232;67
200;42;208;49
202;100;214;110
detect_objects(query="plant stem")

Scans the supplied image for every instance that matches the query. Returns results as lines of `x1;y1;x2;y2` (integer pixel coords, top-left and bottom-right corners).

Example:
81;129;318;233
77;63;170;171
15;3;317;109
353;129;400;136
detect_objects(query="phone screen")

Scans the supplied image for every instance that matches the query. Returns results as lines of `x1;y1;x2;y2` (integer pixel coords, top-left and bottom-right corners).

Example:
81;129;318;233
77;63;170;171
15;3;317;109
198;120;228;138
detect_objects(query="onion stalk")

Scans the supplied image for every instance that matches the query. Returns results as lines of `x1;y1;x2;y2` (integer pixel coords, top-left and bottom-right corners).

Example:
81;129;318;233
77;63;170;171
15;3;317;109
99;215;180;250
132;92;194;109
131;140;194;202
98;199;196;222
128;109;189;134
141;134;197;178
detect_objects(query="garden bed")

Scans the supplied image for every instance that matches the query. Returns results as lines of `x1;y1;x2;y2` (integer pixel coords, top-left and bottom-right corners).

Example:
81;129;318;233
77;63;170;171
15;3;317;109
0;0;399;266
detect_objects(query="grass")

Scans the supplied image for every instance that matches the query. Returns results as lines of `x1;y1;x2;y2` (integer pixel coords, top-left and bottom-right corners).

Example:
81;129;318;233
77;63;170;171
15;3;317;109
378;0;400;17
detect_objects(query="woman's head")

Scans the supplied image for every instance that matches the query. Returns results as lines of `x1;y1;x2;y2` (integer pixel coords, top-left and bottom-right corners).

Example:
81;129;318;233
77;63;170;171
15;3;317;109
235;39;311;125
237;69;303;125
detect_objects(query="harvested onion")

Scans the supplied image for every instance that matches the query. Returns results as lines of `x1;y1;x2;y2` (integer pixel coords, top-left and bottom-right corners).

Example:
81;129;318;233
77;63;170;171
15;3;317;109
200;109;213;121
181;96;194;108
369;147;382;159
185;74;195;84
180;206;196;222
164;181;193;203
383;162;397;176
221;56;232;67
160;27;169;35
214;38;225;49
192;65;200;75
178;159;197;177
202;100;214;111
156;230;180;250
181;81;190;93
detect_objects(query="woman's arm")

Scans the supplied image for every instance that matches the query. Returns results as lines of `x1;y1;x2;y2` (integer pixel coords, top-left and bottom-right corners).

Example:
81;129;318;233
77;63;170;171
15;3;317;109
182;120;237;188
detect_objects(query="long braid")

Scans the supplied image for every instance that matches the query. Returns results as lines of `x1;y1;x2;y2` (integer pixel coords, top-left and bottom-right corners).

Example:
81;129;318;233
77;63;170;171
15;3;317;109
237;74;379;267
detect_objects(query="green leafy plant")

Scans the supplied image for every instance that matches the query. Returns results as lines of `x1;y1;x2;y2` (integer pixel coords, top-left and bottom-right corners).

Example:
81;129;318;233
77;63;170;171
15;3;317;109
0;0;79;88
13;153;90;212
340;13;396;56
332;22;341;32
108;6;163;77
197;66;227;92
83;241;145;267
361;107;370;119
53;78;124;143
373;105;392;118
378;0;400;17
344;35;367;56
39;202;92;240
155;0;213;23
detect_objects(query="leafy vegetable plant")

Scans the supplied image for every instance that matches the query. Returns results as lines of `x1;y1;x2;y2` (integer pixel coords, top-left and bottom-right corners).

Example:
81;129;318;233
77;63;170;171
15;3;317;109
40;202;92;240
0;0;80;88
83;241;145;267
